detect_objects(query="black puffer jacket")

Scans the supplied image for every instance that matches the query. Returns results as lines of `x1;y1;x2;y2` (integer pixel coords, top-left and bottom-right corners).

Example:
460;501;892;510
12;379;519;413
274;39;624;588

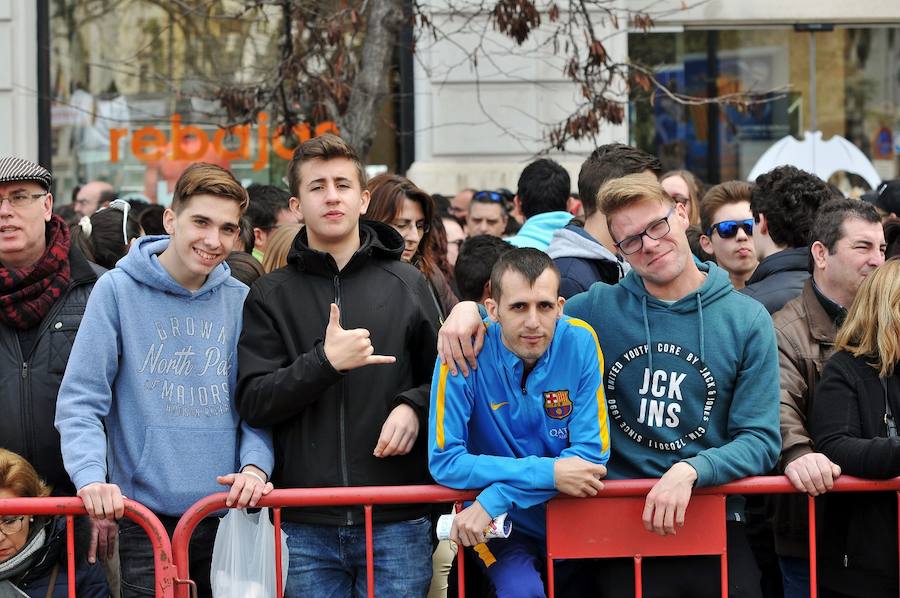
236;221;439;525
811;350;900;597
741;246;810;314
0;243;101;495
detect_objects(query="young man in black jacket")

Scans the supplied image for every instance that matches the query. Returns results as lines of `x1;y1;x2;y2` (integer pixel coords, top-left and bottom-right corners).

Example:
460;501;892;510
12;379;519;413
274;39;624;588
236;134;439;598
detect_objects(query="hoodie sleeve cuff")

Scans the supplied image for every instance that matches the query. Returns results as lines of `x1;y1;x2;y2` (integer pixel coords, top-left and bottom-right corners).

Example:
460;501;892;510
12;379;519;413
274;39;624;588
682;455;714;487
240;451;274;478
73;465;108;492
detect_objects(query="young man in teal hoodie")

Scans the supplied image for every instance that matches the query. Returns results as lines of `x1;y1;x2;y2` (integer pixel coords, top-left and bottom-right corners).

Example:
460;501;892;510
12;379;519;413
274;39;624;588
438;174;779;597
55;164;274;598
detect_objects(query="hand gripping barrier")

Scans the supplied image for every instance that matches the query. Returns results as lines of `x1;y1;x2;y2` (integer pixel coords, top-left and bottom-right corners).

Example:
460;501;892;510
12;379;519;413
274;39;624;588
171;486;477;598
172;476;900;598
0;496;177;598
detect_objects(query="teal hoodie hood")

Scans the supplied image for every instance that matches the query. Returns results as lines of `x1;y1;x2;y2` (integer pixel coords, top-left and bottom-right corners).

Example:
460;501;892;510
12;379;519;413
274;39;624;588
564;262;780;496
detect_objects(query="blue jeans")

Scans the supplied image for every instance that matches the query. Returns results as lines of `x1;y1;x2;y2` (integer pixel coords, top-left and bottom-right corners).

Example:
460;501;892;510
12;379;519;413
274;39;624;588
778;556;811;598
283;516;433;598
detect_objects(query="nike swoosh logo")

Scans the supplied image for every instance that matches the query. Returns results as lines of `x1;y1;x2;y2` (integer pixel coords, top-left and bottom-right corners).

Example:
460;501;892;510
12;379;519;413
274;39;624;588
490;402;509;411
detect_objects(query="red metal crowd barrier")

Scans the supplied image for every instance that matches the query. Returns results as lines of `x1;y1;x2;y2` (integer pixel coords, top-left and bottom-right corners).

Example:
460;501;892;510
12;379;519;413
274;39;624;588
0;496;177;598
171;486;477;598
170;476;900;598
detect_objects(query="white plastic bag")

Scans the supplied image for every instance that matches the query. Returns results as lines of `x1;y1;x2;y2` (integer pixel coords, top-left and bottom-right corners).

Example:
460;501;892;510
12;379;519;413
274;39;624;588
210;508;289;598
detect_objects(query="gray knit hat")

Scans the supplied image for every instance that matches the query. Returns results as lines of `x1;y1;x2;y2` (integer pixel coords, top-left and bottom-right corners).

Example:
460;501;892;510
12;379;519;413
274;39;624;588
0;156;52;191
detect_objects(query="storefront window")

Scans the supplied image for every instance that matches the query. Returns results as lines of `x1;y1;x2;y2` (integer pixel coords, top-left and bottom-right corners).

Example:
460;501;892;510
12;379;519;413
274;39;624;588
629;27;900;188
49;1;396;204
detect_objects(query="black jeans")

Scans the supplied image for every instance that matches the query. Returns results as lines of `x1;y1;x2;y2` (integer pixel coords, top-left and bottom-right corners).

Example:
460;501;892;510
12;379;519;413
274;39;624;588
119;514;219;598
592;520;762;598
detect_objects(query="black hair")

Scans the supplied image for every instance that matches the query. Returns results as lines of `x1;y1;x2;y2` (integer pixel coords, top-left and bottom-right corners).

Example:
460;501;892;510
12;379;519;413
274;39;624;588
516;159;570;219
237;216;255;253
72;206;142;270
812;198;882;254
226;251;265;286
139;205;166;235
99;189;118;207
245;184;292;231
884;218;900;259
490;247;560;301
751;166;837;248
455;235;514;302
578;143;662;216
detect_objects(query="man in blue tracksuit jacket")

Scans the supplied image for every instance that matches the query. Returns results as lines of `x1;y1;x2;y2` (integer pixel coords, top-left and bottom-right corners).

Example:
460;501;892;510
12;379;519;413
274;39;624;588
429;248;610;598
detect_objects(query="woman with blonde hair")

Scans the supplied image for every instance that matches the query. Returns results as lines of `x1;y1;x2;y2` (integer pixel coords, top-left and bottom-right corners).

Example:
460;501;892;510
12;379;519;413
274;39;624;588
0;448;108;596
811;257;900;598
261;223;303;273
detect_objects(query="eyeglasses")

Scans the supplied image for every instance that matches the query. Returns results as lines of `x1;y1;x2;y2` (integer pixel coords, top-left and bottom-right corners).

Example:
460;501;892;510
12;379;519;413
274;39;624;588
706;218;753;239
473;191;505;203
0;516;25;536
100;199;132;245
614;207;674;256
0;191;48;209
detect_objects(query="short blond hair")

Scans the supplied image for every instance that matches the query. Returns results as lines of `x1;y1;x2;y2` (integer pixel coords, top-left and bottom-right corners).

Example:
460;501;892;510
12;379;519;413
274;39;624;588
835;258;900;377
261;223;303;273
599;174;674;232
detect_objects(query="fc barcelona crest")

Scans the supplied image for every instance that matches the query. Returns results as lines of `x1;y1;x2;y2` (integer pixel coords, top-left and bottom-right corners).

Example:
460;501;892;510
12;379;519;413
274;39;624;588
543;390;572;420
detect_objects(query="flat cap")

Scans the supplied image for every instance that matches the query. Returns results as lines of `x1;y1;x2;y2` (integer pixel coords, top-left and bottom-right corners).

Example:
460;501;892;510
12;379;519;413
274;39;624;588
0;156;52;191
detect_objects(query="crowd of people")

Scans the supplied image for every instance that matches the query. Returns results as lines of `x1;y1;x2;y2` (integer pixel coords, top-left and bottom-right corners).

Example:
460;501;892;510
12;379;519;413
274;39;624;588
0;135;900;598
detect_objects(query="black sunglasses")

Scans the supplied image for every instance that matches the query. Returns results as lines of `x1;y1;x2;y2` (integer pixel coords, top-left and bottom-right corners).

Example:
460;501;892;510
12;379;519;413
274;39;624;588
706;219;753;238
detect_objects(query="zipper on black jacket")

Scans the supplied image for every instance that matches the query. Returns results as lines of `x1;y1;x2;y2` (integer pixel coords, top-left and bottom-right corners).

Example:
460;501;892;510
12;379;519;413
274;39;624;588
333;274;353;525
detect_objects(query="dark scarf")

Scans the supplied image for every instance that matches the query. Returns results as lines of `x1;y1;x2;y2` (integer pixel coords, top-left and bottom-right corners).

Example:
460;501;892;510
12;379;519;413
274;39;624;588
0;215;72;330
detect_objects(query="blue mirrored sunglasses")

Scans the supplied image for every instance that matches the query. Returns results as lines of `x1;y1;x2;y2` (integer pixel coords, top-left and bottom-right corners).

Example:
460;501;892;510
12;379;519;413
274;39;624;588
473;191;505;203
707;218;753;238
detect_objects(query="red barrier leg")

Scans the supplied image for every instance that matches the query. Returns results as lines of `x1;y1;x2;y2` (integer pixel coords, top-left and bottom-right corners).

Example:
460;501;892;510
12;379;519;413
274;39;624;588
455;501;466;598
365;504;375;598
547;558;556;598
634;555;642;598
66;515;76;598
720;552;728;598
274;507;284;598
809;495;818;598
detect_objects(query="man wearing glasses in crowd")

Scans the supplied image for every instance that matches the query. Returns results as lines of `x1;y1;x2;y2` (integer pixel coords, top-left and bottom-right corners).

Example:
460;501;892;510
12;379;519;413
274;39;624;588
438;174;779;597
0;157;115;562
467;191;509;238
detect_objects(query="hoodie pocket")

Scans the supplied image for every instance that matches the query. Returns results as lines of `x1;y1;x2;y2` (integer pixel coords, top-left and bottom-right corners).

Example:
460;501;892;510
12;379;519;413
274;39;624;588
131;426;238;511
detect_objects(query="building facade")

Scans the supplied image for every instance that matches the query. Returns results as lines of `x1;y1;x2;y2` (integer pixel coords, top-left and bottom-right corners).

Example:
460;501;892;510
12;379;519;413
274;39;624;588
2;1;899;200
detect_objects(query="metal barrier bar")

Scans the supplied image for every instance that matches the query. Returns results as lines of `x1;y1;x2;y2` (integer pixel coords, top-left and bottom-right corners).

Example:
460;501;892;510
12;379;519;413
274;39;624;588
808;494;817;598
171;476;900;597
0;497;176;598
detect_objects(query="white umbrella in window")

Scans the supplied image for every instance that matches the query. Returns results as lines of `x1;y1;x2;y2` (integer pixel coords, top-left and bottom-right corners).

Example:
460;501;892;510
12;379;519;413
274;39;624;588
747;130;882;189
